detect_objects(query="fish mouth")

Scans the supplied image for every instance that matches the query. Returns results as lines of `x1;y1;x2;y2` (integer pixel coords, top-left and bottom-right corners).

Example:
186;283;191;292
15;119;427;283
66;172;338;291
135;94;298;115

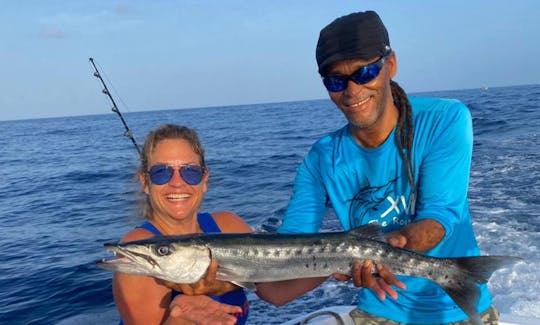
96;243;159;272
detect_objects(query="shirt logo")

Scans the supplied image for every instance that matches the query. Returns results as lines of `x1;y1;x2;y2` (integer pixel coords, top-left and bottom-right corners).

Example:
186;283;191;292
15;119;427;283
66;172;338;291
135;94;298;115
348;178;412;230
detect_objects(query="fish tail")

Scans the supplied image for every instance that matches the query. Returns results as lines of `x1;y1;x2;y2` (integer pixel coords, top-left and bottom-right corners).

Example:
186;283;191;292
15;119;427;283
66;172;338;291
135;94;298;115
455;255;521;283
438;255;521;325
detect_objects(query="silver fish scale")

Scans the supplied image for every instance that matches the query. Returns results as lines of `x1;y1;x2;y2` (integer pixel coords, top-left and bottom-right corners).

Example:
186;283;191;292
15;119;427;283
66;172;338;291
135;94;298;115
206;235;424;282
375;247;465;285
207;233;463;286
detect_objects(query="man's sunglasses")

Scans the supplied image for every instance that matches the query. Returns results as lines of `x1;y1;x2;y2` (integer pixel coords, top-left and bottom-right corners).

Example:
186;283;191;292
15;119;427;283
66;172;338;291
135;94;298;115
147;165;205;186
322;55;388;93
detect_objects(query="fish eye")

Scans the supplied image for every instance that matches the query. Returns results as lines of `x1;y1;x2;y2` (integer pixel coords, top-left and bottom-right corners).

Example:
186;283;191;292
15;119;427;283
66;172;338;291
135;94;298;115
156;245;172;256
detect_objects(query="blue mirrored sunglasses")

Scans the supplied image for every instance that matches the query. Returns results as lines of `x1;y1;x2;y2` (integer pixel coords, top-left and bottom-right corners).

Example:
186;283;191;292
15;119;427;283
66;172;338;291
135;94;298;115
322;56;387;92
147;165;205;186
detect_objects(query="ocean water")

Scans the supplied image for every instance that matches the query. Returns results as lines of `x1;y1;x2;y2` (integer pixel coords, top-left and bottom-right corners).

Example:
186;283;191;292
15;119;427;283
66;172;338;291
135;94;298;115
0;84;538;325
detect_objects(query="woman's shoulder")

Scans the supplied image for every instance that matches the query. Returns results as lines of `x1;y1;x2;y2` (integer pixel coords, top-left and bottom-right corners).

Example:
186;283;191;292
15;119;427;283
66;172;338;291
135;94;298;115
120;226;155;243
211;211;252;233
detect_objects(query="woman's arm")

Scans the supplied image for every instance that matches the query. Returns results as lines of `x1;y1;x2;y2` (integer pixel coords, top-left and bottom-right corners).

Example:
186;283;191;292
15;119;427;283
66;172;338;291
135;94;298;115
113;228;172;325
114;272;172;325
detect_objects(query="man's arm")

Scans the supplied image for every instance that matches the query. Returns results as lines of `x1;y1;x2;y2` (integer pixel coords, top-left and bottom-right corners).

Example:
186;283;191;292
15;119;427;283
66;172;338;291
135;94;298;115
256;261;406;306
411;101;473;247
386;218;446;252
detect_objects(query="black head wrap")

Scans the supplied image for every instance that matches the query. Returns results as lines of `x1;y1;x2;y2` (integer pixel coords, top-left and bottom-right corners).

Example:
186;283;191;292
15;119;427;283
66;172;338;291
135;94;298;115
316;11;391;75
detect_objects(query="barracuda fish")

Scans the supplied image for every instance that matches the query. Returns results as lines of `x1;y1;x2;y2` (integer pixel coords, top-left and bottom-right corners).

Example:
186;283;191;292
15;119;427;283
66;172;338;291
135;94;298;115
97;225;520;325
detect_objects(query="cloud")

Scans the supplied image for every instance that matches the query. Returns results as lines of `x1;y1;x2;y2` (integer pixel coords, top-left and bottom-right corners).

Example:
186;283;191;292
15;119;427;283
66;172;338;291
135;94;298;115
41;27;65;39
37;3;139;39
114;3;135;15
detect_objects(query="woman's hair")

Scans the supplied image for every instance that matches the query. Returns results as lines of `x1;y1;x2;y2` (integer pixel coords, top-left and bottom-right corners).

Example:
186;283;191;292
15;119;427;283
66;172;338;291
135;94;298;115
137;124;206;219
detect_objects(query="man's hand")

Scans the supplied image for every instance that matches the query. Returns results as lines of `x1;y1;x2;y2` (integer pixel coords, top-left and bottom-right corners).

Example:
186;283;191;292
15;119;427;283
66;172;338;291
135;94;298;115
167;295;241;325
334;220;444;300
386;233;408;249
332;260;406;300
163;260;239;296
387;219;445;252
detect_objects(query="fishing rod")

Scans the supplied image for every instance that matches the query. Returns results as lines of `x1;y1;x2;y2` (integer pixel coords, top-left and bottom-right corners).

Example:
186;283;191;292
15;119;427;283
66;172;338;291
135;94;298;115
89;57;142;157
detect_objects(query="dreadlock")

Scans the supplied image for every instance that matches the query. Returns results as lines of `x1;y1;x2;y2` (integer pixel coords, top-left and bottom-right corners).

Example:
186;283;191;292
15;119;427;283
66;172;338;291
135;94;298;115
391;80;417;209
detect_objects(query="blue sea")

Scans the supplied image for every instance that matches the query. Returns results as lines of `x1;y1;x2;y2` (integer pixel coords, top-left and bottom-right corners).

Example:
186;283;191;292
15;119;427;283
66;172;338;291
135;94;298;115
0;84;538;324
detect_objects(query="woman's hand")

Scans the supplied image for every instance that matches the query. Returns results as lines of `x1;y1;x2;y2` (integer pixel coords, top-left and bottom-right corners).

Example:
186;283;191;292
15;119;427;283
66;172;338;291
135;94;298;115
165;294;241;325
163;260;240;296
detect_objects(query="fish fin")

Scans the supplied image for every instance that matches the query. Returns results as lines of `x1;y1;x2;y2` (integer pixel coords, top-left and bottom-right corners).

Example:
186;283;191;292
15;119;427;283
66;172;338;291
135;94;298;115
438;255;521;324
216;265;250;283
454;255;522;283
348;224;386;242
231;281;257;291
216;266;257;290
440;277;483;325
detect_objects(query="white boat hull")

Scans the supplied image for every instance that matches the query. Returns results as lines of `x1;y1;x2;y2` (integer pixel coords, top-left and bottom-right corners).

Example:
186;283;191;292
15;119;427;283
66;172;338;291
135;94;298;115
279;306;538;325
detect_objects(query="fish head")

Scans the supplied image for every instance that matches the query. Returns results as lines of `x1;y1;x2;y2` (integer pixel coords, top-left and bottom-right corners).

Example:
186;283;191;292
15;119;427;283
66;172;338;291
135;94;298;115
97;236;211;284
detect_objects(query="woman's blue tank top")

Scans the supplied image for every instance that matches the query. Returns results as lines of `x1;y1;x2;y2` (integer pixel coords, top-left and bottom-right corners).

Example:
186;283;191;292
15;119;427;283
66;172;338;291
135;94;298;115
118;213;249;324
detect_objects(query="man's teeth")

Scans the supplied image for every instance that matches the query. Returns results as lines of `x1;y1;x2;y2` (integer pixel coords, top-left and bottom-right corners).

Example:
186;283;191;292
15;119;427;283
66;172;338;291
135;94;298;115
350;97;370;107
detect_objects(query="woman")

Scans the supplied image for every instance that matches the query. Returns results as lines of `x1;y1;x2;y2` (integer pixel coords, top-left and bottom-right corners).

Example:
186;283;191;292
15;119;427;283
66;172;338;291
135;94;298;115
113;124;251;325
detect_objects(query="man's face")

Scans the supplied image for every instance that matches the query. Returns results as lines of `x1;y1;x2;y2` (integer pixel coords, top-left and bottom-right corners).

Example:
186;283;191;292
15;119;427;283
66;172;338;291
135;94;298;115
325;53;397;133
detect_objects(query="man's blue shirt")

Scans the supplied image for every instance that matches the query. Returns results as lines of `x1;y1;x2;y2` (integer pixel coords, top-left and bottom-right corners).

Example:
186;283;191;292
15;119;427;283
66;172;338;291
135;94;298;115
279;97;492;323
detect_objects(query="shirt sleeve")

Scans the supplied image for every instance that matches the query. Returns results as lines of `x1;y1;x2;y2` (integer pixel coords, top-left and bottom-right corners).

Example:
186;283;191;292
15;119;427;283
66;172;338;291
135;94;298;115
278;146;328;234
414;101;473;241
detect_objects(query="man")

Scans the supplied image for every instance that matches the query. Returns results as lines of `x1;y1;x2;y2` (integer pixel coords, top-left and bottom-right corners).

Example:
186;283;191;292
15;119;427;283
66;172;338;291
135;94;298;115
256;11;499;325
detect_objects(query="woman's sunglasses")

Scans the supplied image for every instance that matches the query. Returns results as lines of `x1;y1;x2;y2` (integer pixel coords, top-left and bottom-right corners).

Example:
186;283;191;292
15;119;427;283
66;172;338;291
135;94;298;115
322;55;387;93
147;165;205;185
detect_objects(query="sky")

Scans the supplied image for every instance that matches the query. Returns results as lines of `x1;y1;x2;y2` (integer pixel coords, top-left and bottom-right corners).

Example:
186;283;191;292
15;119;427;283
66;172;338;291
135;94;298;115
1;0;538;121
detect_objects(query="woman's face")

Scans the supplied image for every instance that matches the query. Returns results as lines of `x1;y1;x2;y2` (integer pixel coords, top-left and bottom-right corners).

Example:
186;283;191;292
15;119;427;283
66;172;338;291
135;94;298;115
142;138;208;223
